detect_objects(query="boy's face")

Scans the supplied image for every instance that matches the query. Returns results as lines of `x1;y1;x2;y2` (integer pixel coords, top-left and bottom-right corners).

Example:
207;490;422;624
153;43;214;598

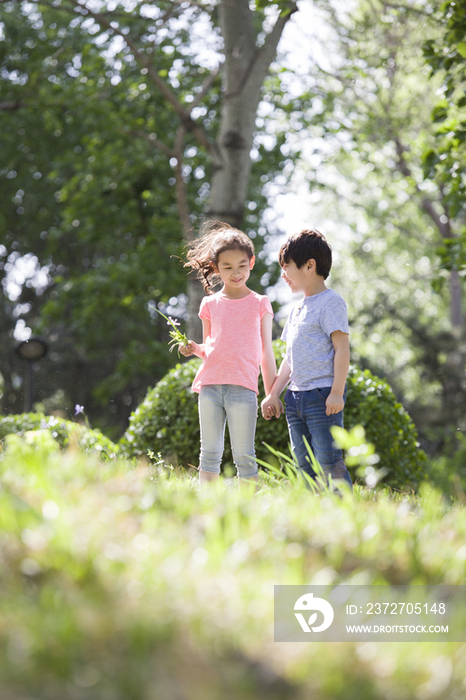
280;259;313;293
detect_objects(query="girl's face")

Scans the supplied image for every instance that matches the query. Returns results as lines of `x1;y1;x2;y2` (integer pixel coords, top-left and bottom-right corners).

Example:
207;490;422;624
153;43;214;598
215;248;255;292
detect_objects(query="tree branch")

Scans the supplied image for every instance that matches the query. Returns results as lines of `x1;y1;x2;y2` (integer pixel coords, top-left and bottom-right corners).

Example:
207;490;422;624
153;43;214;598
244;2;298;93
393;137;452;239
120;126;193;237
133;125;193;238
173;127;193;239
61;0;215;155
167;0;214;11
0;101;24;111
219;0;257;96
223;1;298;100
64;1;178;110
191;64;222;110
393;138;462;327
131;131;175;159
382;1;432;18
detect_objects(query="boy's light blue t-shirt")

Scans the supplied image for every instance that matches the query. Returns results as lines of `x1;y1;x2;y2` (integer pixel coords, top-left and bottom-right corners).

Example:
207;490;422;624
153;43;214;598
281;288;349;391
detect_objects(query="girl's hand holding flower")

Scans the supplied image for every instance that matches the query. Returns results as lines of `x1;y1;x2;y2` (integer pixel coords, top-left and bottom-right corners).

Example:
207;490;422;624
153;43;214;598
156;309;189;357
180;342;195;357
180;341;204;358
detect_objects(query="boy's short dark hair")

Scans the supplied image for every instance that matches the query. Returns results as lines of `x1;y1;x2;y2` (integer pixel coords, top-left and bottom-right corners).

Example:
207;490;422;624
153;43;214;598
278;229;332;279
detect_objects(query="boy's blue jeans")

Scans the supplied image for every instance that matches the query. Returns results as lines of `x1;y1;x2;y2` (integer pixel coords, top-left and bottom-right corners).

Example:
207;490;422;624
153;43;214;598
284;387;353;490
198;384;258;479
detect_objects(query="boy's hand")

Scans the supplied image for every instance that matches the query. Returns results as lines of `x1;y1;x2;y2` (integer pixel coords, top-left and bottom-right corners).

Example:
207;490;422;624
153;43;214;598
261;395;284;420
325;392;345;416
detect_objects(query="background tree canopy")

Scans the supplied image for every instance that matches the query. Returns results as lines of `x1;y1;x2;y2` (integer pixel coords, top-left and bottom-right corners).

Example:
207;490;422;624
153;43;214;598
422;0;466;273
270;0;466;458
1;0;466;463
0;0;295;437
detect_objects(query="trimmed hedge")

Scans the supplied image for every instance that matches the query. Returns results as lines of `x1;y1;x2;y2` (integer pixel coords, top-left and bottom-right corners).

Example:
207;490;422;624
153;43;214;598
0;413;118;461
120;341;428;489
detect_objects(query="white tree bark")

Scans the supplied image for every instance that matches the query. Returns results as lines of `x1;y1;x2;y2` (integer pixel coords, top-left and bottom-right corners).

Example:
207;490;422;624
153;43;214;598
208;0;296;226
186;0;297;340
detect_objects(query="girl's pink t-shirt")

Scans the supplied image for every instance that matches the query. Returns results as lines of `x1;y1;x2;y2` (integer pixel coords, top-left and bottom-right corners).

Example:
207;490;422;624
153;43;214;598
192;291;273;395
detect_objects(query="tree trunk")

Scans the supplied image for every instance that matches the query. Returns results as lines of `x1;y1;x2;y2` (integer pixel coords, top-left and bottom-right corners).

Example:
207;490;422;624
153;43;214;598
186;0;297;340
186;276;205;343
449;269;463;329
206;0;259;227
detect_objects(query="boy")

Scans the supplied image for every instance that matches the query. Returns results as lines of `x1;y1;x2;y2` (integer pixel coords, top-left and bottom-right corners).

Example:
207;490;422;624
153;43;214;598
261;229;353;491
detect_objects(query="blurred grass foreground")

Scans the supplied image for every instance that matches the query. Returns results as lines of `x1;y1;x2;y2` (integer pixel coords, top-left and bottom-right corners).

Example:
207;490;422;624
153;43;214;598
1;432;466;699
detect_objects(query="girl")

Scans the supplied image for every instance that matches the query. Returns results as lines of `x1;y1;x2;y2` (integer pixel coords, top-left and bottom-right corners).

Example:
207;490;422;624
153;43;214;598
180;221;276;486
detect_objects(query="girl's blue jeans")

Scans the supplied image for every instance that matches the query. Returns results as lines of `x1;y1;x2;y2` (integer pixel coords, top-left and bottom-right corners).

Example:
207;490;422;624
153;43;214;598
284;387;353;490
198;384;258;479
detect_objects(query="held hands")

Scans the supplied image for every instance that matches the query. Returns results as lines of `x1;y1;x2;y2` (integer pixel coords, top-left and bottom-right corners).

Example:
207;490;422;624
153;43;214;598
325;391;345;416
262;390;344;418
261;394;284;421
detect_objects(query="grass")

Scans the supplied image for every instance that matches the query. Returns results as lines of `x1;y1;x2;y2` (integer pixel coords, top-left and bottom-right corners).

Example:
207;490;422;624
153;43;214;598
0;432;466;699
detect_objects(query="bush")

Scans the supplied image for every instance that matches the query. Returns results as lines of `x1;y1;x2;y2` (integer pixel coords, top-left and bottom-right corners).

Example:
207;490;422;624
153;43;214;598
120;341;428;489
0;413;118;461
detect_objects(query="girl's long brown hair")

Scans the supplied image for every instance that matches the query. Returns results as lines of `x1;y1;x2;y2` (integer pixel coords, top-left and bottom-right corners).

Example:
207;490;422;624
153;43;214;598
184;220;254;294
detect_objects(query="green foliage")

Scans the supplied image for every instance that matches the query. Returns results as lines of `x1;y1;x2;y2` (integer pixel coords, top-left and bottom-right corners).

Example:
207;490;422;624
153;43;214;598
0;413;118;460
427;432;466;499
120;342;428;490
0;0;290;434
255;0;297;16
290;0;465;455
344;366;428;488
119;359;202;466
423;2;466;101
258;424;383;496
0;0;191;428
0;446;465;697
422;1;466;268
331;424;388;488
